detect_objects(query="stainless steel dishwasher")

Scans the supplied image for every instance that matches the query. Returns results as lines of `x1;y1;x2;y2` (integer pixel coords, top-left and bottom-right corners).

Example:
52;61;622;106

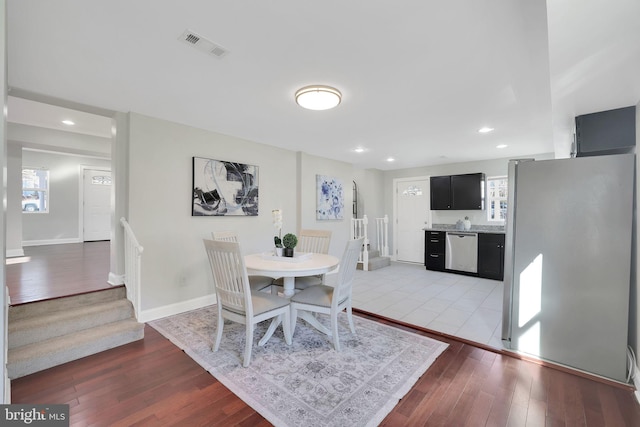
445;232;478;273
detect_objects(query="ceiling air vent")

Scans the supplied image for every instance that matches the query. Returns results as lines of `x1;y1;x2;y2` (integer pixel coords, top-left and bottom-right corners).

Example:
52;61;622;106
178;29;228;59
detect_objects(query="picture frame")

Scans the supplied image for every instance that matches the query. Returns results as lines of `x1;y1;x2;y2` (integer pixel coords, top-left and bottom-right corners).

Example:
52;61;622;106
192;157;259;216
316;175;344;220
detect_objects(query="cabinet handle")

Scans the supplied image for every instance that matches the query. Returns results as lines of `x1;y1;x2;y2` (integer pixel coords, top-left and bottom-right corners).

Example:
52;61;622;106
430;239;439;243
430;254;439;258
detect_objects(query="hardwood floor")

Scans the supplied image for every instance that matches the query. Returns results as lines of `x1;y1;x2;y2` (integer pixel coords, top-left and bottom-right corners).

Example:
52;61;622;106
8;243;640;425
11;319;640;426
6;241;112;305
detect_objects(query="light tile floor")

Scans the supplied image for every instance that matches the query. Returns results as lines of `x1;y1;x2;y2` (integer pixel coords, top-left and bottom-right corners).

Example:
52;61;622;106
351;261;504;348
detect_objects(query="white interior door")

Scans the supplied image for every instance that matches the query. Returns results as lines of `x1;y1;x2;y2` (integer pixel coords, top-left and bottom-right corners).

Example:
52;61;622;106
83;169;112;241
396;179;431;263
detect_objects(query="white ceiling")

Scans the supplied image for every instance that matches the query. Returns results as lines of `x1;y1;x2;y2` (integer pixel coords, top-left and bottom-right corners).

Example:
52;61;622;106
6;0;640;170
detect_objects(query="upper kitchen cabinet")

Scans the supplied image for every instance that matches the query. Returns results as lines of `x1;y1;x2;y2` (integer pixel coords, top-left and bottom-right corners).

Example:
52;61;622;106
430;176;452;209
430;173;485;210
576;106;636;157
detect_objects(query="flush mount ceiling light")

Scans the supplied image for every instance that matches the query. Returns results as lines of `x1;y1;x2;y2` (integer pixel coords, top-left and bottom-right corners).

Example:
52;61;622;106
295;85;342;110
478;127;494;133
61;120;75;126
496;144;508;149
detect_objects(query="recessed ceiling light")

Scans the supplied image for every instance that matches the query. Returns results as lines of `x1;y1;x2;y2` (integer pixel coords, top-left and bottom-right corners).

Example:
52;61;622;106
478;127;494;133
496;144;508;149
354;147;365;153
386;157;395;162
295;85;342;110
62;120;75;126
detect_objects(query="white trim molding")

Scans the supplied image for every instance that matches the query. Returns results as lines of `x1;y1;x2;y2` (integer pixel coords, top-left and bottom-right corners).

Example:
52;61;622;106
139;294;216;323
5;249;25;258
108;272;125;286
22;238;82;246
634;362;640;404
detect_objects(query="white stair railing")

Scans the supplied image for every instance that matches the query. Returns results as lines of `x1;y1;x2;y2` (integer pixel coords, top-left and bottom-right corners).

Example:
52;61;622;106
120;217;143;319
351;215;369;271
375;215;389;257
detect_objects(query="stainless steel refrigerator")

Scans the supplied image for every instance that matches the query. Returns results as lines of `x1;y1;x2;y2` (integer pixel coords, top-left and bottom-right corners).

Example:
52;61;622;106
501;154;634;383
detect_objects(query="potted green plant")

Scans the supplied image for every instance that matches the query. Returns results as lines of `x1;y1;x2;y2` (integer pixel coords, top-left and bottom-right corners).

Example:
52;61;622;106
282;233;298;257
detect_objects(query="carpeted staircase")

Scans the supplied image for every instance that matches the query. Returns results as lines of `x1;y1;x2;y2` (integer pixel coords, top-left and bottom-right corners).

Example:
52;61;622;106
357;248;391;271
8;286;144;379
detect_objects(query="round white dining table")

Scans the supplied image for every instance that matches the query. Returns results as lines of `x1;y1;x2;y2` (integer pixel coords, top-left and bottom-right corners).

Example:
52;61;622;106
244;252;339;297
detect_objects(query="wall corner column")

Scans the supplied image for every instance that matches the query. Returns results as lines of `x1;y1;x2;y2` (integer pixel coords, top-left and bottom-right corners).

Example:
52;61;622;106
108;112;130;285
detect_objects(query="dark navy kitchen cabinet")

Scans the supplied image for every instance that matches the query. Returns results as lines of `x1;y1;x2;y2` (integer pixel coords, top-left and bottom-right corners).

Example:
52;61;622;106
425;230;446;271
430;173;485;210
477;233;505;280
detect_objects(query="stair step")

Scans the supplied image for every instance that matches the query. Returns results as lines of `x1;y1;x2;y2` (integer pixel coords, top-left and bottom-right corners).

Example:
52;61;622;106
357;256;391;271
9;299;135;349
8;319;144;379
9;286;126;321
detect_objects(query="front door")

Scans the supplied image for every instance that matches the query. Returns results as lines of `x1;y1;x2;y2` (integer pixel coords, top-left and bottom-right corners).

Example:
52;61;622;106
83;169;112;241
395;178;431;263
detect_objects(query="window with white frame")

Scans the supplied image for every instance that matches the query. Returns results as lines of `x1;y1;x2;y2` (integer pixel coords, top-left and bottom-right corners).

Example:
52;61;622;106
486;176;507;222
22;168;49;213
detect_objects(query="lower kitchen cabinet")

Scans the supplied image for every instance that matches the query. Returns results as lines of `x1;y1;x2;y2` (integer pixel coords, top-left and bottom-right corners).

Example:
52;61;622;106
477;233;505;280
425;231;445;271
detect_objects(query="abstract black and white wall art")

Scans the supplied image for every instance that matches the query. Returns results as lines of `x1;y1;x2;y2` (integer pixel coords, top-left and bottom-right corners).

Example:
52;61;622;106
316;175;344;220
192;157;259;216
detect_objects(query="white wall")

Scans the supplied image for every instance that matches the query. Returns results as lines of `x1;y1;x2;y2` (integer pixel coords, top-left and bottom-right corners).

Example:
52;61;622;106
632;100;640;387
1;0;8;403
6;143;22;256
353;168;386;251
297;152;354;257
20;150;110;244
128;113;297;314
8;122;111;158
126;114;360;318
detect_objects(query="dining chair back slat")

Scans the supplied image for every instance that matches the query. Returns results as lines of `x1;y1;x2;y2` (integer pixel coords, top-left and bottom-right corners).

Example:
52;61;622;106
212;231;273;292
204;239;251;316
332;237;363;308
298;229;332;254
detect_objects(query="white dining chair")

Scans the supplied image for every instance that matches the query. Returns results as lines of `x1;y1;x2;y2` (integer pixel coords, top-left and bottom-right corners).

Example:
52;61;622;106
273;229;333;293
289;237;364;351
203;239;292;367
212;231;274;292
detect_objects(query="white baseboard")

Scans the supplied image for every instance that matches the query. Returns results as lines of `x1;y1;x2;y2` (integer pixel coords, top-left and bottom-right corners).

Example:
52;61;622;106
5;248;25;258
22;238;82;247
634;362;640;404
108;272;125;286
139;294;216;323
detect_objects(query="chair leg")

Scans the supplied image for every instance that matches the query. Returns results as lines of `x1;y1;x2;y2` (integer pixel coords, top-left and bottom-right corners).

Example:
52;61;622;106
243;322;254;367
346;303;356;334
258;316;281;346
282;310;292;345
290;306;298;337
213;308;224;351
331;310;341;351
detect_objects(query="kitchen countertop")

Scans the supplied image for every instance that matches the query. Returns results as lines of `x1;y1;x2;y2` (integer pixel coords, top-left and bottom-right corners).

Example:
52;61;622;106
424;223;505;234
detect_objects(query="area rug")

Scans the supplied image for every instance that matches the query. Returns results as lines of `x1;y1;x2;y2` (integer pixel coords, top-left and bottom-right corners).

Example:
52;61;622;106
149;305;448;427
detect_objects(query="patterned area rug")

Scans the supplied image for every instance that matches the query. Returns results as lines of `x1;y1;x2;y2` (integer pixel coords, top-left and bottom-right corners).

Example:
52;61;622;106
149;305;448;427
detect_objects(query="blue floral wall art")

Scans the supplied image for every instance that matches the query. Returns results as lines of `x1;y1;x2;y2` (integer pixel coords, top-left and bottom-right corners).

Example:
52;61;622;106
192;157;259;216
316;175;344;220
